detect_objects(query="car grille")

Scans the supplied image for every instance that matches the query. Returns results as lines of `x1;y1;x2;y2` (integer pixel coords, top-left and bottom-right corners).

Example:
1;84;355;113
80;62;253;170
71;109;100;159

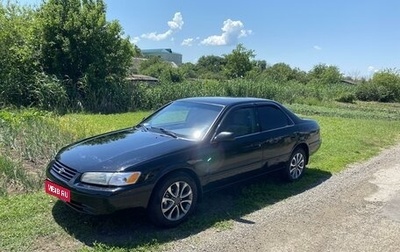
51;160;78;182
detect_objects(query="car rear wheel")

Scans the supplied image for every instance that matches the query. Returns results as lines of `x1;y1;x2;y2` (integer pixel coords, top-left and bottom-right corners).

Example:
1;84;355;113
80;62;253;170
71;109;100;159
148;172;198;227
284;148;307;181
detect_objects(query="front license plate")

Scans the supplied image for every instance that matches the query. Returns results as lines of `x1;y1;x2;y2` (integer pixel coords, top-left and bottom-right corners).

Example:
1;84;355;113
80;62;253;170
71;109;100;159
45;180;71;202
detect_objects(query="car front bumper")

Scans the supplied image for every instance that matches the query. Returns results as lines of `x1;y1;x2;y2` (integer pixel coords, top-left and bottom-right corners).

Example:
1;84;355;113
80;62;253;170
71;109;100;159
46;168;154;215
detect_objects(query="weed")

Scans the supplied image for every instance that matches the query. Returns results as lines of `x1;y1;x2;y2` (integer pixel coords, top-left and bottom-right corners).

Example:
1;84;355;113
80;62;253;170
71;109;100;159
0;110;75;194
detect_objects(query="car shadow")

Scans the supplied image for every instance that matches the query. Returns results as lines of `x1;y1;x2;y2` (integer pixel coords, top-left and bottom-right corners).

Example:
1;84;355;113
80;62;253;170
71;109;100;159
52;167;331;249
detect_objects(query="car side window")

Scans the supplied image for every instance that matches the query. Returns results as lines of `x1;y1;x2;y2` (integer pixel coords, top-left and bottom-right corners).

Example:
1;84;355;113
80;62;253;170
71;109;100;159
219;107;258;137
257;105;291;131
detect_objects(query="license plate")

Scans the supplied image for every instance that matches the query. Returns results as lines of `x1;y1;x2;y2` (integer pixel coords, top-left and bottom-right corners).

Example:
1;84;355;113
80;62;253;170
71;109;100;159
45;180;71;202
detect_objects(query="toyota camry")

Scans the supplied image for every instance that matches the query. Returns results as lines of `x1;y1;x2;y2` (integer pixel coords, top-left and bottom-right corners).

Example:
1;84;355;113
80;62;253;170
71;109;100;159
45;97;321;227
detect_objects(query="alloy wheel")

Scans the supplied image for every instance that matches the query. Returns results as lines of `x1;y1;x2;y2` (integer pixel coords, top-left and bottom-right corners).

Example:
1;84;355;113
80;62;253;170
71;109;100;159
289;152;305;180
161;181;193;221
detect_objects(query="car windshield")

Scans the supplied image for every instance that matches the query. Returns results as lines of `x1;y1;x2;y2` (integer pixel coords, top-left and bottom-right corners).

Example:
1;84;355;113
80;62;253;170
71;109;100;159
141;101;224;140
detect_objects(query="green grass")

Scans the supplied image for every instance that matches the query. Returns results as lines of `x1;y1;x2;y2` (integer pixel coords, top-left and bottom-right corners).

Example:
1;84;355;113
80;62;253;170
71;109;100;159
0;102;400;251
288;101;400;121
310;115;400;173
59;111;151;139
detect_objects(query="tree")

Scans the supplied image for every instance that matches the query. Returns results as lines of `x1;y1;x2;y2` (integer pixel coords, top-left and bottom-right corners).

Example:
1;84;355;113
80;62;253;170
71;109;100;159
223;44;255;79
196;55;226;80
179;62;198;79
38;0;135;112
0;2;66;109
308;64;342;84
139;56;183;83
197;55;226;73
252;60;267;71
371;68;400;102
292;67;309;84
264;63;294;83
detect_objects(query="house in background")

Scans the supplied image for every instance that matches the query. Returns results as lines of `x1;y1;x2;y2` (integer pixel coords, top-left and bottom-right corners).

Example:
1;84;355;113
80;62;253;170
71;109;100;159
126;74;159;84
141;48;182;66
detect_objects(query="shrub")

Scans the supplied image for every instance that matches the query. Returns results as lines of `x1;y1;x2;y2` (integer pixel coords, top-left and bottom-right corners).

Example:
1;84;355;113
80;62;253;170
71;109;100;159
371;69;400;102
336;93;356;103
33;72;68;112
308;64;343;84
356;82;391;102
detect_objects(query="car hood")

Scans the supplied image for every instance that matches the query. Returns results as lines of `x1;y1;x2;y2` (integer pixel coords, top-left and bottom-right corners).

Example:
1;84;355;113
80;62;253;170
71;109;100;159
56;128;194;172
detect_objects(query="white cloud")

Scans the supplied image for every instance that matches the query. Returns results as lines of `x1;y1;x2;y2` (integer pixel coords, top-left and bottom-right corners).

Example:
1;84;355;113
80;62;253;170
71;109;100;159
313;45;322;50
239;29;252;38
181;38;194;46
141;30;173;41
141;12;183;41
181;37;200;46
201;19;252;46
130;36;140;44
168;12;184;30
368;66;379;73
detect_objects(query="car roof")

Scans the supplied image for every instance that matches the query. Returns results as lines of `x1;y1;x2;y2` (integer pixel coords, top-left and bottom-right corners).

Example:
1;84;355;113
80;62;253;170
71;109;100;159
176;97;274;106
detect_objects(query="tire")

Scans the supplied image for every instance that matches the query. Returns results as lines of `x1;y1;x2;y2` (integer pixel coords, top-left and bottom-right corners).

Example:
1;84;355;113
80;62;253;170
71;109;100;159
148;172;198;228
284;148;307;182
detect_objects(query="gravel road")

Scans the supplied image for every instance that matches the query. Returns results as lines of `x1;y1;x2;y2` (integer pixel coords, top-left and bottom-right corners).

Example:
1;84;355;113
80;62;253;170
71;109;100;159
165;143;400;252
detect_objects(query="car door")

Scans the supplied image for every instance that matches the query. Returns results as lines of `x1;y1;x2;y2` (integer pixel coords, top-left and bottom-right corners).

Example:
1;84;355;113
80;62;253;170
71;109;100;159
257;104;297;169
206;106;264;182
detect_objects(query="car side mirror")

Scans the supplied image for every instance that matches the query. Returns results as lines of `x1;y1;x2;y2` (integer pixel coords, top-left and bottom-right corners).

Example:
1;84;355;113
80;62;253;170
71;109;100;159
212;131;235;143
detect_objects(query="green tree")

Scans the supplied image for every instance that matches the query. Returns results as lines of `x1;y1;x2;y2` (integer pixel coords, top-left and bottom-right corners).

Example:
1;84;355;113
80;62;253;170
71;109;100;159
264;63;294;83
291;67;309;84
223;44;255;79
308;64;342;84
0;2;67;110
371;68;400;102
139;56;183;83
197;55;226;73
252;60;267;71
38;0;135;112
195;55;226;80
179;62;198;79
0;3;34;106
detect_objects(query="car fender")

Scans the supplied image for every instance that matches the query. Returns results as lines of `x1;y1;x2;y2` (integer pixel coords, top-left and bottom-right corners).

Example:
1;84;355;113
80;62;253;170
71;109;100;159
146;162;203;207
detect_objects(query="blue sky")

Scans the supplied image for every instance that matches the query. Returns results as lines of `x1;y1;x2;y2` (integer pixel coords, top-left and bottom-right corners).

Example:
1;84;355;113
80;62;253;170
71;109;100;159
19;0;400;77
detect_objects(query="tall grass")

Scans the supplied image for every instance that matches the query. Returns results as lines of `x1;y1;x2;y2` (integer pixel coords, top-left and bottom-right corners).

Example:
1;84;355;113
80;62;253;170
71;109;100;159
0;110;75;195
0;156;40;196
0;109;150;195
131;79;356;110
288;102;400;121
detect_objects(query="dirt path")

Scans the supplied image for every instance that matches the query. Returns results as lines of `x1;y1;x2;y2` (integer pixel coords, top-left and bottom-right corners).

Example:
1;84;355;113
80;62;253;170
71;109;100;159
165;144;400;252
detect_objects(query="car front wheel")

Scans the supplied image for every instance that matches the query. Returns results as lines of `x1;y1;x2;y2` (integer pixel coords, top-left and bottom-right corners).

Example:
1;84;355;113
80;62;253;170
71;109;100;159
284;148;307;181
148;172;198;227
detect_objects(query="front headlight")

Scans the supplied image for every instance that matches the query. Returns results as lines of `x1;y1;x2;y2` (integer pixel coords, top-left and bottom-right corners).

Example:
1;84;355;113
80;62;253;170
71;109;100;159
81;172;141;186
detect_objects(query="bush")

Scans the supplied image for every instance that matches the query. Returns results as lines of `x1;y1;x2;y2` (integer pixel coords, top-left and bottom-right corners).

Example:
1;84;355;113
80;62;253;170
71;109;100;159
33;72;68;112
308;64;343;84
336;93;356;103
356;69;400;102
356;82;390;102
371;69;400;102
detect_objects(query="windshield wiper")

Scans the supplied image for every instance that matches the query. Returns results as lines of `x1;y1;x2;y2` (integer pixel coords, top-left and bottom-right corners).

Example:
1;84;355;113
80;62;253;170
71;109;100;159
151;127;178;138
135;123;149;131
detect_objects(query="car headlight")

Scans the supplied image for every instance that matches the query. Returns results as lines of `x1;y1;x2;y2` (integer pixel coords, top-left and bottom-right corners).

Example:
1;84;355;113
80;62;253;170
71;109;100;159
81;172;141;186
